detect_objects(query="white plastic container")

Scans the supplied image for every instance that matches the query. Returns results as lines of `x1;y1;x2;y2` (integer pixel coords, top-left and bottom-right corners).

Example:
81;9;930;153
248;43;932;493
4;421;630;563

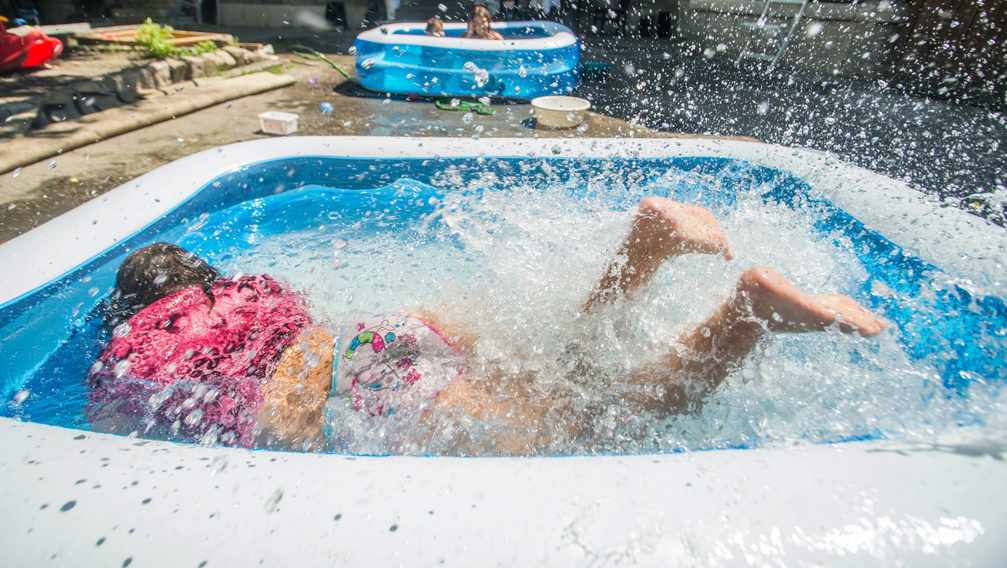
531;96;591;128
258;111;299;135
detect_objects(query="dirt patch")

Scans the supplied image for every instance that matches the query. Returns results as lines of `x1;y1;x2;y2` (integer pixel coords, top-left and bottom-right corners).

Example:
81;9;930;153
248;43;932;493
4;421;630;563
0;174;127;242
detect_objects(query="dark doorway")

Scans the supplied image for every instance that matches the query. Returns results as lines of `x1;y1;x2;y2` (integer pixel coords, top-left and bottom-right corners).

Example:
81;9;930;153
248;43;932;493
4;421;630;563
201;0;217;25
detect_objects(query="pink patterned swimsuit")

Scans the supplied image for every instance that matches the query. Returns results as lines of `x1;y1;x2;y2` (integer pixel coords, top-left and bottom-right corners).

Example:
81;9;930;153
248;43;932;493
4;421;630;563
86;275;312;447
334;313;465;417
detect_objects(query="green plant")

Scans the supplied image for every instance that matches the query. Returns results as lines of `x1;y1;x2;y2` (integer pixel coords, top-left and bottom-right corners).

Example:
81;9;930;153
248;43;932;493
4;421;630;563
135;18;177;58
179;40;219;57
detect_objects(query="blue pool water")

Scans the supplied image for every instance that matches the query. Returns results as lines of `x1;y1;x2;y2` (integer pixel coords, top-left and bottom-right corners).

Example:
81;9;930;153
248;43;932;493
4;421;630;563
1;156;1004;453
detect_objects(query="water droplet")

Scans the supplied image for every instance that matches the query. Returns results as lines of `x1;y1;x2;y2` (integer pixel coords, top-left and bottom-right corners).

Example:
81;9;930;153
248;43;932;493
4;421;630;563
264;489;283;513
210;454;228;476
700;327;711;338
703;48;716;59
361;58;375;69
184;408;203;426
757;101;770;115
518;65;527;78
113;359;132;378
113;323;132;338
149;389;171;410
48;160;57;169
806;22;823;38
13;390;29;404
438;3;447;12
11;167;20;178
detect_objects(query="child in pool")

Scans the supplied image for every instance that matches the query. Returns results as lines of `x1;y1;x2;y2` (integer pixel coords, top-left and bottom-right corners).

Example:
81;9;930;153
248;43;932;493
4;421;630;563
426;16;445;37
86;243;334;450
86;198;884;454
461;5;504;40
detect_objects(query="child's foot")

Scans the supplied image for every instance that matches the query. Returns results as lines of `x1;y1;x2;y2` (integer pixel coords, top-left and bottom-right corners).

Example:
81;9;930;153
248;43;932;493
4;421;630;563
631;197;734;261
585;198;734;310
736;266;885;337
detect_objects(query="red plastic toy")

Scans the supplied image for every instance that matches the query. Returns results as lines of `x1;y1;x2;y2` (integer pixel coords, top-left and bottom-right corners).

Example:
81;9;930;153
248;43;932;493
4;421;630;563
0;19;63;73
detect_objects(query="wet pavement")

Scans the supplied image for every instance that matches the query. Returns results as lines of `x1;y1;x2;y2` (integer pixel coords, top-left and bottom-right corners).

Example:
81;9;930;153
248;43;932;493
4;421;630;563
574;37;1007;226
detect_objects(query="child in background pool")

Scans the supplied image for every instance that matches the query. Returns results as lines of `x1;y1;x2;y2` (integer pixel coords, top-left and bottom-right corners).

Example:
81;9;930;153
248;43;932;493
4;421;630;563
462;5;504;40
426;16;445;37
86;197;884;454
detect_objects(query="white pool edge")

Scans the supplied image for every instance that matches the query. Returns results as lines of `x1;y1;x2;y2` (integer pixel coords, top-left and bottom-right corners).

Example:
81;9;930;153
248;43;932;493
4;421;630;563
2;417;1005;566
355;21;578;51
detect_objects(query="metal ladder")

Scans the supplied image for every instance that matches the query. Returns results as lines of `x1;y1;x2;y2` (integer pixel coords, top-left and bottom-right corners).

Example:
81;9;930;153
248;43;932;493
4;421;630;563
735;0;810;70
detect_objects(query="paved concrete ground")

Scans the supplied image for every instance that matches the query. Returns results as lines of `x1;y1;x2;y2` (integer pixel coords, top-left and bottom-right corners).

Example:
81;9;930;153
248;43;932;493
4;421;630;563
574;37;1007;226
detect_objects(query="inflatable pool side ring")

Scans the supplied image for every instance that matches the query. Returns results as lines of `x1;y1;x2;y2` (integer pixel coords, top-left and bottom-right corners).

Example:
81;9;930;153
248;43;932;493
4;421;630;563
352;21;579;99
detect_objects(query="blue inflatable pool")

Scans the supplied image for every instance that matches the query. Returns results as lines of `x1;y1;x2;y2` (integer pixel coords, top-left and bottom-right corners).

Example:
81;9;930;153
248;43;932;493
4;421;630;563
352;21;580;99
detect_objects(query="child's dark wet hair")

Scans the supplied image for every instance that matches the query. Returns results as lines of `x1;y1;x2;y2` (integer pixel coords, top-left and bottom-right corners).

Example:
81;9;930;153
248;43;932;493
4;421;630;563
469;4;491;20
426;16;443;35
115;243;220;311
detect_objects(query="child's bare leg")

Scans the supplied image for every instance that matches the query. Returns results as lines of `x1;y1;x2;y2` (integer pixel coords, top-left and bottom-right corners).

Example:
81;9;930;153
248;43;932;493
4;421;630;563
584;197;734;311
626;266;885;415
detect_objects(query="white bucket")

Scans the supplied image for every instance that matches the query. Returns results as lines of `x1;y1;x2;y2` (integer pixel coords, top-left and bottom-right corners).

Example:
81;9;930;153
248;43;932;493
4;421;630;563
258;111;299;135
531;96;591;128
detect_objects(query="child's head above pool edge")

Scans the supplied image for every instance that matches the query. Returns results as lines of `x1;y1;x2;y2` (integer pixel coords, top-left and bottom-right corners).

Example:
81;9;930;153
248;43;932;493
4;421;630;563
116;242;220;309
426;16;444;36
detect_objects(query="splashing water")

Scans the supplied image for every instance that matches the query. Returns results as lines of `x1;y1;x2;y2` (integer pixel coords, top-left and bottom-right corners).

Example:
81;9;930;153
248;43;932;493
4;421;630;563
181;175;1007;455
3;160;1003;456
